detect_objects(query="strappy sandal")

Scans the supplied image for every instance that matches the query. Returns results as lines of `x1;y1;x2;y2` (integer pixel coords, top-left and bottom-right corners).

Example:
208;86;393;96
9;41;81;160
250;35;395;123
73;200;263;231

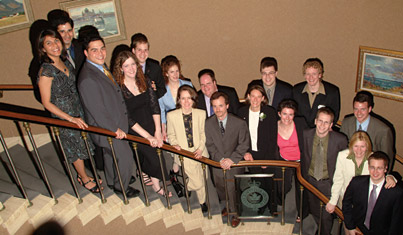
83;179;101;193
142;174;154;186
155;187;172;197
77;175;102;185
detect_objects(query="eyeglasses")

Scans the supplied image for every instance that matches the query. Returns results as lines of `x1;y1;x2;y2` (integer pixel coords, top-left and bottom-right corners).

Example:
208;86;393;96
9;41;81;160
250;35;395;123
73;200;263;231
369;166;385;172
261;71;276;76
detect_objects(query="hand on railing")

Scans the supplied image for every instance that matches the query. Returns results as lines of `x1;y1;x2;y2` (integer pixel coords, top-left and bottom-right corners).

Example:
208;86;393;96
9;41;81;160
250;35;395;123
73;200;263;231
114;128;127;139
347;228;362;235
69;117;88;130
325;202;336;213
243;152;253;161
193;149;203;159
146;135;159;148
220;158;234;170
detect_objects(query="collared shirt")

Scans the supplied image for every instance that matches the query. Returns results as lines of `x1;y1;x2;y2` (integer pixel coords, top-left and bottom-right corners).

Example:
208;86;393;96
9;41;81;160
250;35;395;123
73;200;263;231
356;115;370;131
68;44;75;60
87;59;104;72
347;153;369;176
204;95;213;117
141;63;146;73
309;133;329;179
263;81;276;106
248;109;260;151
217;114;228;130
369;177;385;201
302;82;326;108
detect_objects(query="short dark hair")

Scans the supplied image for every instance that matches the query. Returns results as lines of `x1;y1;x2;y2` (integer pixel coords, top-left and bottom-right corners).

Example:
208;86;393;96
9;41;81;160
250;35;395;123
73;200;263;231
210;91;229;105
198;68;217;83
353;90;374;108
176;85;198;109
37;28;66;63
277;99;298;114
130;33;149;50
368;151;389;169
245;85;268;106
78;25;100;43
82;35;105;51
260;57;278;71
316;107;334;123
47;9;74;29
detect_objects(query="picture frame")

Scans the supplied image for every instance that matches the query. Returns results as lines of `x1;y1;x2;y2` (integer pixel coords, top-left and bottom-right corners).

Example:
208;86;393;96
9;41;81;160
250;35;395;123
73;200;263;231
0;0;34;35
356;46;403;102
60;0;126;44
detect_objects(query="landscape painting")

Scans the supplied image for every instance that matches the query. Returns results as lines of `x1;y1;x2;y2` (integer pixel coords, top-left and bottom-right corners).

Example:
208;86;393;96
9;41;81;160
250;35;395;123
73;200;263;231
0;0;34;34
60;0;126;43
357;46;403;102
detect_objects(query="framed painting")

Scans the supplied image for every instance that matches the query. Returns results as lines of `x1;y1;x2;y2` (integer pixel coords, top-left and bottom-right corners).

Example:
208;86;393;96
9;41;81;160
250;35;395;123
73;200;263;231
356;46;403;102
0;0;34;35
60;0;126;44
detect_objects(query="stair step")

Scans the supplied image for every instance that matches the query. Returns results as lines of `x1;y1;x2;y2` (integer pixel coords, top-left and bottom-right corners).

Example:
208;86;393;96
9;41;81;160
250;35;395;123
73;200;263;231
142;199;165;225
201;215;223;234
182;209;204;232
162;204;184;228
0;196;29;234
121;197;145;225
51;193;78;226
26;194;55;228
76;193;101;226
99;194;123;225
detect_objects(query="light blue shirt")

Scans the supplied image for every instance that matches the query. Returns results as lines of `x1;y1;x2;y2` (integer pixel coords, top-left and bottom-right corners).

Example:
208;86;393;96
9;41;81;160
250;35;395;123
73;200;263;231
217;114;228;129
204;95;213;117
158;80;193;124
356;115;370;131
86;59;104;72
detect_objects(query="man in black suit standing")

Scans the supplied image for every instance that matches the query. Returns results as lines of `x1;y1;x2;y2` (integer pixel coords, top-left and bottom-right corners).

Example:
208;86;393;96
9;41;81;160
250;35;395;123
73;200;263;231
293;58;340;128
343;152;403;235
78;35;139;198
301;107;347;235
246;57;293;109
205;91;250;228
130;33;166;99
197;69;241;117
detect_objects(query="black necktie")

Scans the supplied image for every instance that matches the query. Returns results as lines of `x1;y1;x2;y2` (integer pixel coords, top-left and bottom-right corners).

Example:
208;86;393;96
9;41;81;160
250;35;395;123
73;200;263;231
219;121;225;136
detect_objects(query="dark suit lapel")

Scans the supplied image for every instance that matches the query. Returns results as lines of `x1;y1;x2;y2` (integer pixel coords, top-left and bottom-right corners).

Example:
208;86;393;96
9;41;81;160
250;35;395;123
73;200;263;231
306;129;315;170
372;180;387;213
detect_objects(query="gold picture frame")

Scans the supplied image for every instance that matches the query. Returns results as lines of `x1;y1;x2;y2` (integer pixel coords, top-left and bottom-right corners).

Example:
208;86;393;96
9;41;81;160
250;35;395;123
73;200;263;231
60;0;126;44
356;46;403;102
0;0;34;35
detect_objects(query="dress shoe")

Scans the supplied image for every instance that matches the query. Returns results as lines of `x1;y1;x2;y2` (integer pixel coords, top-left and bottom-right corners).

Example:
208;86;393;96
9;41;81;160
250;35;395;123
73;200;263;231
200;203;208;213
129;175;136;184
114;186;140;198
221;208;228;217
231;216;241;228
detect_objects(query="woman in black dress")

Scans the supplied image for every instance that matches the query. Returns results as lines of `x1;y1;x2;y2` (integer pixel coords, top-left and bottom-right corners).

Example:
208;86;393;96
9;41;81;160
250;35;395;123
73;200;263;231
112;51;171;197
37;29;99;193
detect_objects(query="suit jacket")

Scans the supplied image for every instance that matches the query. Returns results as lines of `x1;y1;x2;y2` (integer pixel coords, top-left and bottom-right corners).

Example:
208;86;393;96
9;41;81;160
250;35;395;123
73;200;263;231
71;39;85;76
205;113;250;163
158;79;192;124
329;149;370;206
197;85;241;117
144;58;166;99
77;61;129;147
246;78;293;109
292;81;340;128
340;115;394;170
342;175;403;235
237;105;279;160
166;108;209;158
301;128;348;181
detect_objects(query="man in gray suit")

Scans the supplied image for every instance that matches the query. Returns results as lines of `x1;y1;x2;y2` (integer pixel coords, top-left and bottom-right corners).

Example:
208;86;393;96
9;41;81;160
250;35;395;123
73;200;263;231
78;36;139;198
205;91;250;228
340;91;394;171
301;107;348;235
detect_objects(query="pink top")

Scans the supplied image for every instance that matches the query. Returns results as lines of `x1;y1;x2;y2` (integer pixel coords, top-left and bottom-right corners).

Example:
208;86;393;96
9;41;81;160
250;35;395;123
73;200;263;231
277;123;300;161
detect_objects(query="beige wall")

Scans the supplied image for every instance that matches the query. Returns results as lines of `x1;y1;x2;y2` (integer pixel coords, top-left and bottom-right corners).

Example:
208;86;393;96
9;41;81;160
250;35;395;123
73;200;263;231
1;0;403;165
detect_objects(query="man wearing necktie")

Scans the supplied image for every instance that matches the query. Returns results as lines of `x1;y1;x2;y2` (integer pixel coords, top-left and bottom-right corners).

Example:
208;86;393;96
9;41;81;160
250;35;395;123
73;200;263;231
343;152;403;235
78;35;139;198
205;91;250;228
301;107;348;235
340;91;395;171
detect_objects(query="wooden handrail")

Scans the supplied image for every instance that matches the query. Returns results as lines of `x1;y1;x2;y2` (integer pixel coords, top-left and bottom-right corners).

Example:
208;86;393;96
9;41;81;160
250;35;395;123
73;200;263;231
0;84;34;90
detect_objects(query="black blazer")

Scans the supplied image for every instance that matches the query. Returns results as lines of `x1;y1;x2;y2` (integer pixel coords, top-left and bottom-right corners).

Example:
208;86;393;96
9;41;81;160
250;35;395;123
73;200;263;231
246;78;293;110
342;175;403;235
197;84;241;117
292;116;308;157
237;105;279;160
144;58;166;99
71;39;85;76
292;81;340;128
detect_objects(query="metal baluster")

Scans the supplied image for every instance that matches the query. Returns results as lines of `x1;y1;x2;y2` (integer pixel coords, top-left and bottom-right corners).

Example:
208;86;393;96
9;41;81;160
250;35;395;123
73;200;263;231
202;164;212;219
156;149;171;209
0;131;32;207
281;167;285;225
318;201;323;235
179;156;191;213
53;127;82;203
23;122;57;204
223;169;230;226
299;185;304;235
82;132;106;203
336;217;342;235
131;142;149;206
107;137;128;204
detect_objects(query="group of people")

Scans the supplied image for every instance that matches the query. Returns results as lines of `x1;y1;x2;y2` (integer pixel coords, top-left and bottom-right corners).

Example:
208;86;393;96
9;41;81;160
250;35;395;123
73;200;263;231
32;9;402;234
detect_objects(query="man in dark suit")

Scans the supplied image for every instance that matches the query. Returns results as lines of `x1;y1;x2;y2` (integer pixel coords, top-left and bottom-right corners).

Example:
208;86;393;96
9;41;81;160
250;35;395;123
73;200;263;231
343;152;403;235
246;57;293;109
301;107;348;235
293;58;340;128
197;69;241;117
77;36;139;198
47;9;85;76
340;91;395;171
205;91;250;227
130;33;166;99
